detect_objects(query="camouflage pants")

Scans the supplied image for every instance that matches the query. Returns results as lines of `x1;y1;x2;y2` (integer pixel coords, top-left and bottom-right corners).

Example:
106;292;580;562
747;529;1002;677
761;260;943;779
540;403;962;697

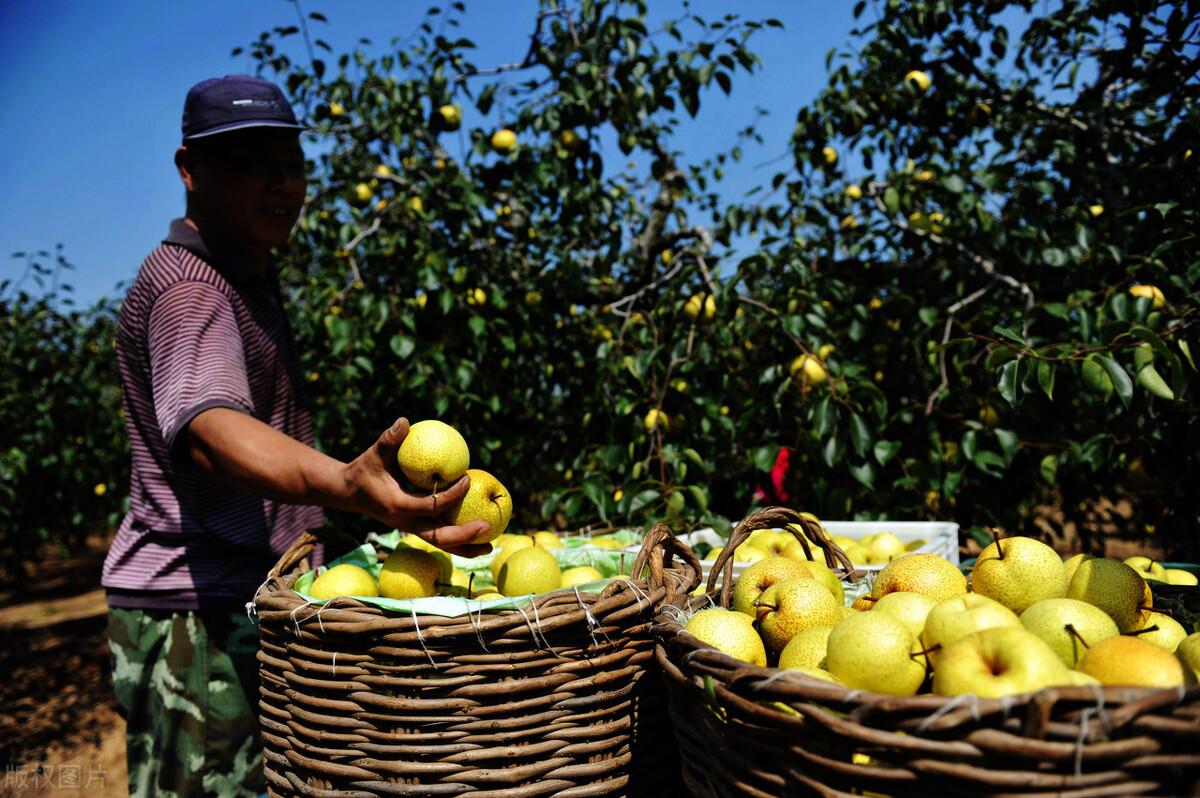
108;607;264;797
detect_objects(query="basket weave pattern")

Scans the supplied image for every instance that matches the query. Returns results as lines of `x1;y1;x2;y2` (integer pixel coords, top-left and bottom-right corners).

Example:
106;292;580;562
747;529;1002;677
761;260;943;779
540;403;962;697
655;507;1200;797
255;526;700;797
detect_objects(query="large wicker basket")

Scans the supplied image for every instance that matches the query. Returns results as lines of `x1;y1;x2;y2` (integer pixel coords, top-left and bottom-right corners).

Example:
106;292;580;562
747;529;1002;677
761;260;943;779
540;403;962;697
253;524;700;797
655;507;1200;797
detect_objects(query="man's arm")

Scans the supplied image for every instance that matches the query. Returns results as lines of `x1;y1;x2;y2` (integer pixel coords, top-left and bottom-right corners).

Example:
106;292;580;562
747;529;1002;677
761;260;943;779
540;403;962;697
187;408;490;555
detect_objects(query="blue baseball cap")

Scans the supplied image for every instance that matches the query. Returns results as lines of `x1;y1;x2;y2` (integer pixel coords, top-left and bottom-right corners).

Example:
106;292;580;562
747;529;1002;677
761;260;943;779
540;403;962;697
182;75;304;141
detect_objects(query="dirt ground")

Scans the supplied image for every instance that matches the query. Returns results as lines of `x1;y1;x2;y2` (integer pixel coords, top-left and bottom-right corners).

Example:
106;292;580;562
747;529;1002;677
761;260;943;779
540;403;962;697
0;536;126;798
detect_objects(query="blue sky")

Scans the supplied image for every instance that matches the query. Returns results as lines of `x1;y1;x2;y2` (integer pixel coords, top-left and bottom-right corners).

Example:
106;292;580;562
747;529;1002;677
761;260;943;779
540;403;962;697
0;1;858;305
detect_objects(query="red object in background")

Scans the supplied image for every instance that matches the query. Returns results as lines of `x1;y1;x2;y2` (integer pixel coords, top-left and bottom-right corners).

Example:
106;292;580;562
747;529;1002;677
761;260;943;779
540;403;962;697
753;446;791;504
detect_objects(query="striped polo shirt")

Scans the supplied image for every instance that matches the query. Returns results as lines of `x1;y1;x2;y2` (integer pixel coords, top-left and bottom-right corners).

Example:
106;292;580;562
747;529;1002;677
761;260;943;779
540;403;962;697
102;219;324;610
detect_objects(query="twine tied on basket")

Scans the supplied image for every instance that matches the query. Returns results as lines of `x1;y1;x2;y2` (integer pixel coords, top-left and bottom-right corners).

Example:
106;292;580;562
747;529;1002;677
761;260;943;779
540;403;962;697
915;693;983;733
571;586;611;649
1072;683;1116;778
410;607;445;670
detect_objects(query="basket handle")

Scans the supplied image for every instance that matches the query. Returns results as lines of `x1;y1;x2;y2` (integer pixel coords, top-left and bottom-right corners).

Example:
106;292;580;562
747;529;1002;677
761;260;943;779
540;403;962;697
630;522;703;606
707;506;854;607
265;527;362;583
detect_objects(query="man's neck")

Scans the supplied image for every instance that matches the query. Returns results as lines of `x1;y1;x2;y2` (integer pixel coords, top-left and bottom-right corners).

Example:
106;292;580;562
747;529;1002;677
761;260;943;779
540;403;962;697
183;216;270;276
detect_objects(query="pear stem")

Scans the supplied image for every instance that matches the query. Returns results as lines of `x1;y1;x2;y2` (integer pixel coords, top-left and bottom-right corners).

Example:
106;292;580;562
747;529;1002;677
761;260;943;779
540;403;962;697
1123;625;1159;637
912;644;942;659
1064;623;1091;649
753;601;778;612
991;528;1004;559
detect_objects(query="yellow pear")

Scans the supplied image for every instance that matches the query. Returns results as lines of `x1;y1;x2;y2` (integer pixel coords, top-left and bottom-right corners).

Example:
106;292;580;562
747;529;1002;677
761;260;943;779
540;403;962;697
933;627;1070;698
396;533;452;580
447;468;512;544
922;594;1021;655
972;536;1067;614
1062;553;1093;585
867;532;906;562
755;578;844;654
1128;611;1187;652
560;565;604;588
1019;598;1119;667
1165;568;1198;586
1077;635;1185;688
1124;556;1168;582
491;128;518;154
1066;558;1146;632
308;563;379;600
796;559;845;604
497;546;561;595
778;626;835;670
395;419;470;490
872;553;967;602
685;608;767;666
731;556;811;616
532;530;563;549
378;548;441;599
826;612;926;695
871;591;937;639
490;536;533;582
749;528;792;555
1177;633;1200;684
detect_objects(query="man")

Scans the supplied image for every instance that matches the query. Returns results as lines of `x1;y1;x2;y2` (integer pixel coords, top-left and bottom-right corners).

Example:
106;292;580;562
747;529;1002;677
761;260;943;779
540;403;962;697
102;76;490;797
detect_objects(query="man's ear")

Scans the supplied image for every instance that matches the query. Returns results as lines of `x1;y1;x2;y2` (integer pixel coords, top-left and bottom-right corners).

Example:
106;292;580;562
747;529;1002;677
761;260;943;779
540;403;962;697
175;146;197;191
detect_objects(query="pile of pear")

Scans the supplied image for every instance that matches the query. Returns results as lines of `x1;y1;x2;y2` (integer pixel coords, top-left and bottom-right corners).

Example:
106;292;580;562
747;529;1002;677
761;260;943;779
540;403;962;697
686;535;1200;698
709;526;926;568
307;531;613;602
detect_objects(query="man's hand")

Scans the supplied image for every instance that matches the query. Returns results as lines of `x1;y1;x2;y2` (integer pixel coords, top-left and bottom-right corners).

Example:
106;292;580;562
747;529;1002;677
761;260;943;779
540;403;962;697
340;418;493;557
187;409;492;557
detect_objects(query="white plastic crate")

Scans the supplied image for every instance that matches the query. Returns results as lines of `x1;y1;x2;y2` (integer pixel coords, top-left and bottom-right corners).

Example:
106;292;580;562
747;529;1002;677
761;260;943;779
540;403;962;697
632;520;960;587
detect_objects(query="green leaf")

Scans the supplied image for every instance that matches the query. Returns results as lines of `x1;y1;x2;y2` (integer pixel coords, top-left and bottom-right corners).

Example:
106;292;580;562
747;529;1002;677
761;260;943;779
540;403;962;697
687;485;709;513
849;412;872;457
1179;340;1196;370
997;359;1022;405
873;439;900;466
883;186;900;216
628;489;659;515
849;461;875;488
468;316;486;337
751;444;780;472
1097;356;1133;408
1136;363;1175;400
971;450;1007;478
994;429;1019;464
1040;454;1058;485
1036;360;1055;400
942;174;965;193
389;334;415;359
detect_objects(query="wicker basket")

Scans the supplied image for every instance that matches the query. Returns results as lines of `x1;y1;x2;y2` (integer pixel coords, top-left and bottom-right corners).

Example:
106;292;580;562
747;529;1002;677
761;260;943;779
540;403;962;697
253;524;699;797
655;507;1200;797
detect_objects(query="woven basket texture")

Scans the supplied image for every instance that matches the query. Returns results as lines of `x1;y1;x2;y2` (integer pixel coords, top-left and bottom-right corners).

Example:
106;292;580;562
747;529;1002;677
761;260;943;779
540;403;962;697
654;507;1200;798
255;524;700;797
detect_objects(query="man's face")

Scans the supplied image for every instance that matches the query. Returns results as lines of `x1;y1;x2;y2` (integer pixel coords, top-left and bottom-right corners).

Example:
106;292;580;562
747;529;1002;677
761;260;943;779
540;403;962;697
181;129;307;251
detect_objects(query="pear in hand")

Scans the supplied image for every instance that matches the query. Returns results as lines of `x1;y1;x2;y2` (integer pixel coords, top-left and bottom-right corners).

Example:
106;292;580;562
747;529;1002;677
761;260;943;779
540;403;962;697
933;626;1071;698
396;419;470;489
447;468;512;544
826;612;927;696
972;535;1067;614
